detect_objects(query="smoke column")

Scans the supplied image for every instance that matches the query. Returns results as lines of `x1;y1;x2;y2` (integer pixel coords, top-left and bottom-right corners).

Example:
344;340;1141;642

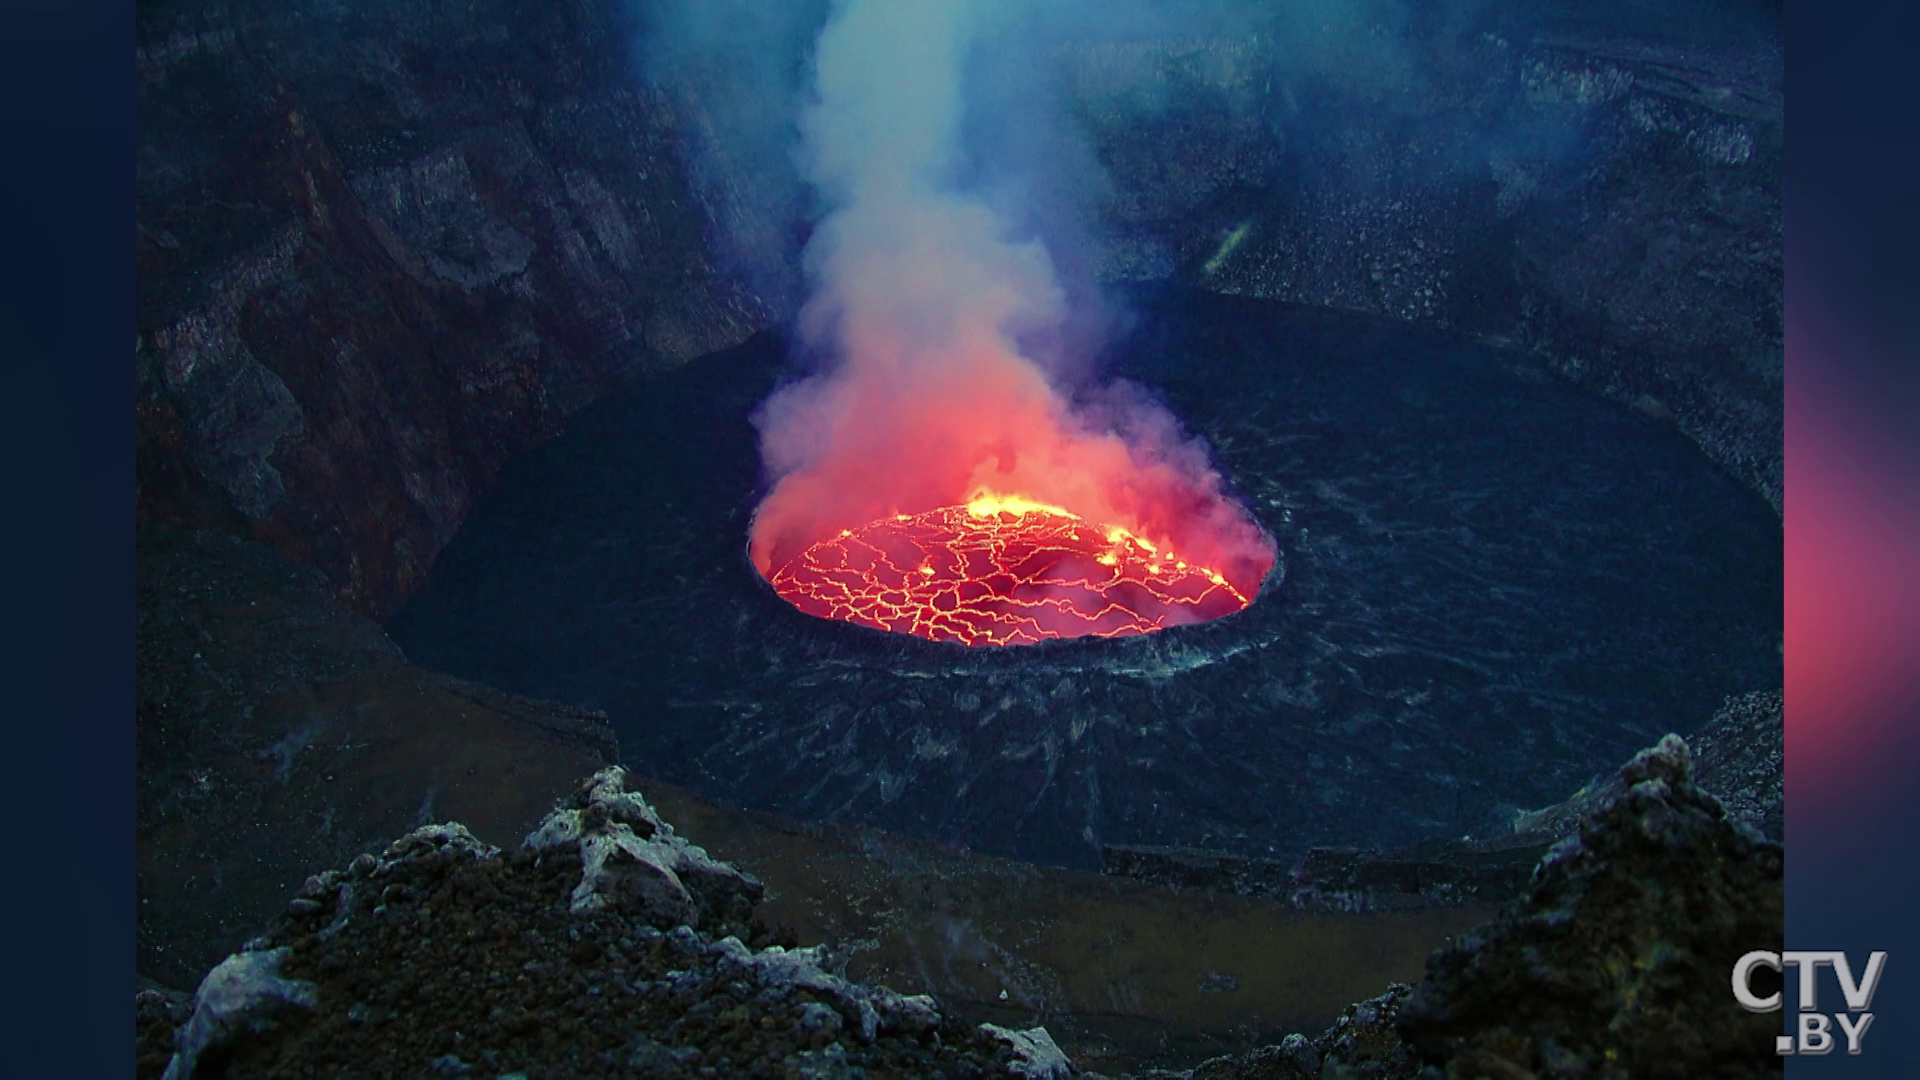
747;0;1276;599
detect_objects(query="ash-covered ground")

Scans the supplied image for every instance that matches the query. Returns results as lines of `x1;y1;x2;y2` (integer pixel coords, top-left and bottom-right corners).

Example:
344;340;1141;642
140;770;1052;1080
139;733;1782;1080
390;290;1781;869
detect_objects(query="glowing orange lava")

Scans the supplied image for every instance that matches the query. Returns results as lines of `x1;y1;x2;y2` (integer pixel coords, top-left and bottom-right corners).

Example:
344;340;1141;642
767;494;1255;646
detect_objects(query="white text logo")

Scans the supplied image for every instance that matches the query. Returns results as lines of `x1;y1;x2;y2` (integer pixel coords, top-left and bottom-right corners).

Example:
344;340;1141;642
1732;950;1888;1056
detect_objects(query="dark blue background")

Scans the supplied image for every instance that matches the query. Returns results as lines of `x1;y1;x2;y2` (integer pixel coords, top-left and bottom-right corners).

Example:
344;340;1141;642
3;0;135;1075
1785;2;1920;1076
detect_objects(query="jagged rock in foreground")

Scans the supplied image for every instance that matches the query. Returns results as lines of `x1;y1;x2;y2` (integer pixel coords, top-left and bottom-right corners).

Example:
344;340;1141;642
1398;735;1782;1079
522;769;764;928
1514;690;1783;845
1138;734;1783;1080
981;1024;1074;1080
161;948;320;1080
144;734;1782;1079
146;769;1061;1080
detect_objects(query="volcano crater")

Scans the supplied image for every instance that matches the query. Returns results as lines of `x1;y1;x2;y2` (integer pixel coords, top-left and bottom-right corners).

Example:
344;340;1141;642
389;289;1780;869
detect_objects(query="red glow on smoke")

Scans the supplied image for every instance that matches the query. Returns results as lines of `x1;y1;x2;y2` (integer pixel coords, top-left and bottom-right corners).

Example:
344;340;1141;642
747;0;1275;645
745;325;1279;648
769;494;1255;646
746;320;1278;646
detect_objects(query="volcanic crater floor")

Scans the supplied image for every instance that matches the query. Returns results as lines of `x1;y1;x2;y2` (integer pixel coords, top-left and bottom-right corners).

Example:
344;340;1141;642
389;290;1782;869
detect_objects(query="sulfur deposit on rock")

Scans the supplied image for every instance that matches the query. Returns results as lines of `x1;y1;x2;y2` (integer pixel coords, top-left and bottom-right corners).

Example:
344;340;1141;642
981;1024;1075;1080
147;769;1063;1079
524;767;765;930
160;948;319;1080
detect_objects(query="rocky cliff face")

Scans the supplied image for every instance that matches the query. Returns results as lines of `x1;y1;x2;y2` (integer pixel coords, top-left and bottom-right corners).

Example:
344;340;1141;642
136;523;619;989
135;0;768;616
1063;25;1781;514
136;0;1780;617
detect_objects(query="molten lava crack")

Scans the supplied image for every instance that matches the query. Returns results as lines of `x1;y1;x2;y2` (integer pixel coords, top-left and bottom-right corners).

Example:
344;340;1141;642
766;496;1254;646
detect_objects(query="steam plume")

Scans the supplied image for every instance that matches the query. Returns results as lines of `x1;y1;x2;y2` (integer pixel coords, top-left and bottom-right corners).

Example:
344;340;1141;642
746;0;1276;595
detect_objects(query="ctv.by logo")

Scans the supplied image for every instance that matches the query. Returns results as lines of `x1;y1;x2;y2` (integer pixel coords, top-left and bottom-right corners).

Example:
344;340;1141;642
1732;950;1889;1055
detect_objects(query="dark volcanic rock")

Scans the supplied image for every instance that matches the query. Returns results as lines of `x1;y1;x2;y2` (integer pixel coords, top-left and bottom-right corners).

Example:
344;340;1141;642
1066;12;1782;512
1284;840;1551;916
1514;689;1783;844
1131;732;1783;1080
136;0;766;616
1072;688;1781;918
1396;735;1782;1079
147;770;1047;1080
1101;846;1295;902
141;736;1785;1078
1686;689;1783;841
1134;691;1783;916
1105;690;1786;914
137;523;616;989
1102;836;1550;916
136;985;195;1080
1125;985;1421;1080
